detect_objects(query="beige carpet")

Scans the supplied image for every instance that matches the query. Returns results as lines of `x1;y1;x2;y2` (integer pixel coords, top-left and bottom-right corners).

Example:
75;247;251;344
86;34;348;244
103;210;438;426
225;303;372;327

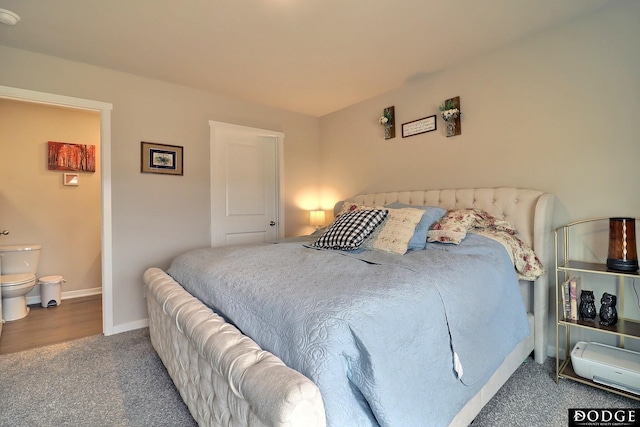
0;328;196;426
1;328;636;426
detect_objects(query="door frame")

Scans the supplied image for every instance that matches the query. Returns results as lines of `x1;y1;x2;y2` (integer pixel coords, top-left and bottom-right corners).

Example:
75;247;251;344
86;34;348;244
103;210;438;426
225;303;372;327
0;85;114;335
209;121;285;245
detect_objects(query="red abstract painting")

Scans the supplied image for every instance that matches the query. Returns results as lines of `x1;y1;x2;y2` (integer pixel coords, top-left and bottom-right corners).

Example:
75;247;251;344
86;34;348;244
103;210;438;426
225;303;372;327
47;141;96;172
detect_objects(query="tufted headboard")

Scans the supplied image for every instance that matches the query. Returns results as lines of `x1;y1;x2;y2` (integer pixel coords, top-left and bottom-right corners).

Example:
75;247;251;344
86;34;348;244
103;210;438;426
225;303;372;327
338;187;553;257
337;187;555;363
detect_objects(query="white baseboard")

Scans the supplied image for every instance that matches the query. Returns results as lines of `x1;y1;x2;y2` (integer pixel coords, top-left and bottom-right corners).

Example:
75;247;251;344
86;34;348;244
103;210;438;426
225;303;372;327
24;287;148;336
26;287;102;305
110;318;149;335
547;344;566;360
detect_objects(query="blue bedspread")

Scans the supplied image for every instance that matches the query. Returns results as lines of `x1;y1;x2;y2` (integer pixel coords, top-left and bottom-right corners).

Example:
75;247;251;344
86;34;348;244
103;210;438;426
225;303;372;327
167;234;529;427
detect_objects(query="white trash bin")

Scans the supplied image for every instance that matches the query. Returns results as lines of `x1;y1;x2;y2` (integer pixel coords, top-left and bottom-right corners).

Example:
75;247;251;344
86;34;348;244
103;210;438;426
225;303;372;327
39;275;65;308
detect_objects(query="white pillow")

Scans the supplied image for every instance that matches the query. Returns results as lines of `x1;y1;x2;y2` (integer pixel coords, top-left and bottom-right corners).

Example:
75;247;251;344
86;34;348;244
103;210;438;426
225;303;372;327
362;207;426;254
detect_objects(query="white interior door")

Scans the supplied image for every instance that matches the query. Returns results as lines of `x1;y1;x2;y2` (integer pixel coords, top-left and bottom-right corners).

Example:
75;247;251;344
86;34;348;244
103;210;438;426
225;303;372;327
209;121;284;247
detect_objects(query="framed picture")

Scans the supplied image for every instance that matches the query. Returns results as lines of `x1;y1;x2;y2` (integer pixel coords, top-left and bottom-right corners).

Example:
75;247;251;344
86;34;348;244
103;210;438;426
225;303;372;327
63;173;79;186
141;141;183;175
48;141;96;172
401;115;437;138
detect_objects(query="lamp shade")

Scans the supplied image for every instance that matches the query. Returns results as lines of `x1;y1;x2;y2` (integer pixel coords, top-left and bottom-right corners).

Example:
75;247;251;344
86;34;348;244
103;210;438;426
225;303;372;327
309;210;325;228
606;217;638;272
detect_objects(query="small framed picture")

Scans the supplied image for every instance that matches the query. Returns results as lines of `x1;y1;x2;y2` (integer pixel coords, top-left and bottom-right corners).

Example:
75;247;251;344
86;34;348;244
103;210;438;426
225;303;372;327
63;173;79;186
141;141;183;175
402;115;437;138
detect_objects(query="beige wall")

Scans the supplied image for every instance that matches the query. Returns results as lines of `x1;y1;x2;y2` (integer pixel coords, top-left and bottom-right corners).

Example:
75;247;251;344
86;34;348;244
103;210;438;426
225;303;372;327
0;46;321;329
0;99;101;298
320;2;640;224
318;3;640;353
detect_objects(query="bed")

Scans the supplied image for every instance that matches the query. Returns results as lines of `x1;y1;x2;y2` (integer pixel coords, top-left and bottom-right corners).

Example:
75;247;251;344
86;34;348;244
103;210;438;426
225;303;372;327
143;187;554;426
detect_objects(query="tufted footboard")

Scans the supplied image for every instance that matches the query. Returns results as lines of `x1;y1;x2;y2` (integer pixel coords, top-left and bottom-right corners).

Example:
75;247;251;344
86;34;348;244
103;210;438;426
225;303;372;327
143;267;326;427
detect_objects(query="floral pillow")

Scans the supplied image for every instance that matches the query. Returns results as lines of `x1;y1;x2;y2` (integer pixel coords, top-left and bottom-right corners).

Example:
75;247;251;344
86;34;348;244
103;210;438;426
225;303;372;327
362;207;426;254
335;202;371;218
427;209;479;244
427;209;516;244
473;210;517;234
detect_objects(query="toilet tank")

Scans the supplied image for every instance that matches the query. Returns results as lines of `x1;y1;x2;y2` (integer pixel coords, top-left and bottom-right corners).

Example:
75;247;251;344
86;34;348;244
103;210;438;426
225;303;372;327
0;244;42;275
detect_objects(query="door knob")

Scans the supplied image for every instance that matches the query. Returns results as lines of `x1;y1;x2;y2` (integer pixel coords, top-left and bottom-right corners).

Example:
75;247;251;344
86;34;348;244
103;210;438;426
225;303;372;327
0;230;9;235
269;221;276;226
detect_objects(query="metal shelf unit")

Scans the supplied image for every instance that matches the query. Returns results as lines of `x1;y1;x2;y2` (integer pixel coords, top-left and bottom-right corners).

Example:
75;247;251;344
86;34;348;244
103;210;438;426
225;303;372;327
555;218;640;401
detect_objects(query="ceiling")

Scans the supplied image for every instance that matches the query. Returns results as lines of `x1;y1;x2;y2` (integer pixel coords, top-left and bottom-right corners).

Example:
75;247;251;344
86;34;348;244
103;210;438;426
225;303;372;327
0;0;618;117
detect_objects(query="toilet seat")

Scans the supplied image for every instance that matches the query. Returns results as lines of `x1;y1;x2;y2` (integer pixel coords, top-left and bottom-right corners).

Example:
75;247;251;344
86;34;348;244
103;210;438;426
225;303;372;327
1;273;36;287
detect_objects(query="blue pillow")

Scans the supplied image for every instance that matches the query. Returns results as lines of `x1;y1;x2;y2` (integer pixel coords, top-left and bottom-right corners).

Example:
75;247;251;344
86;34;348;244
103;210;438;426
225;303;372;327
385;202;446;250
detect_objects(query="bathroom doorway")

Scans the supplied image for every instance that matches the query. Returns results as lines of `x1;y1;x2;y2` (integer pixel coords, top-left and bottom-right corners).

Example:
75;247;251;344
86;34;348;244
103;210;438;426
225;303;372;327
0;85;113;338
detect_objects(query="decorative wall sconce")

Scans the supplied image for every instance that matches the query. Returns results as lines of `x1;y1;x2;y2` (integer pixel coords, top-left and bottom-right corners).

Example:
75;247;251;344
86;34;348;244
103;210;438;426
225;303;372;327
438;97;461;137
379;106;396;140
309;210;326;230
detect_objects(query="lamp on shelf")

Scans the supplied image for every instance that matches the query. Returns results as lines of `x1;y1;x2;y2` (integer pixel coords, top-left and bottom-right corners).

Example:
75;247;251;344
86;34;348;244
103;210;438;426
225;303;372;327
309;210;326;230
606;217;638;271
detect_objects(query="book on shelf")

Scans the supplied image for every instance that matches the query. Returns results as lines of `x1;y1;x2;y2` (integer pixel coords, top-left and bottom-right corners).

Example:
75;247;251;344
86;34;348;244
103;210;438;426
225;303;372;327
560;278;571;320
569;277;580;321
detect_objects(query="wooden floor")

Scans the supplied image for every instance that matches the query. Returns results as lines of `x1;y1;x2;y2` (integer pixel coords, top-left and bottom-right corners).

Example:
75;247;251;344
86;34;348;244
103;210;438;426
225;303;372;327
0;294;102;355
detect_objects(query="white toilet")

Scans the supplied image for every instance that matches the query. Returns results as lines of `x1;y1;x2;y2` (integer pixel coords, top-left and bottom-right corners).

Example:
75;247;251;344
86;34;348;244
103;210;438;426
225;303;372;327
0;244;42;321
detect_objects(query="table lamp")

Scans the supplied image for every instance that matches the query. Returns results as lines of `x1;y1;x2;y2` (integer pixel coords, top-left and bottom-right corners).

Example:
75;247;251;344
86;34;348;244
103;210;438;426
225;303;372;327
309;210;326;230
606;217;638;271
